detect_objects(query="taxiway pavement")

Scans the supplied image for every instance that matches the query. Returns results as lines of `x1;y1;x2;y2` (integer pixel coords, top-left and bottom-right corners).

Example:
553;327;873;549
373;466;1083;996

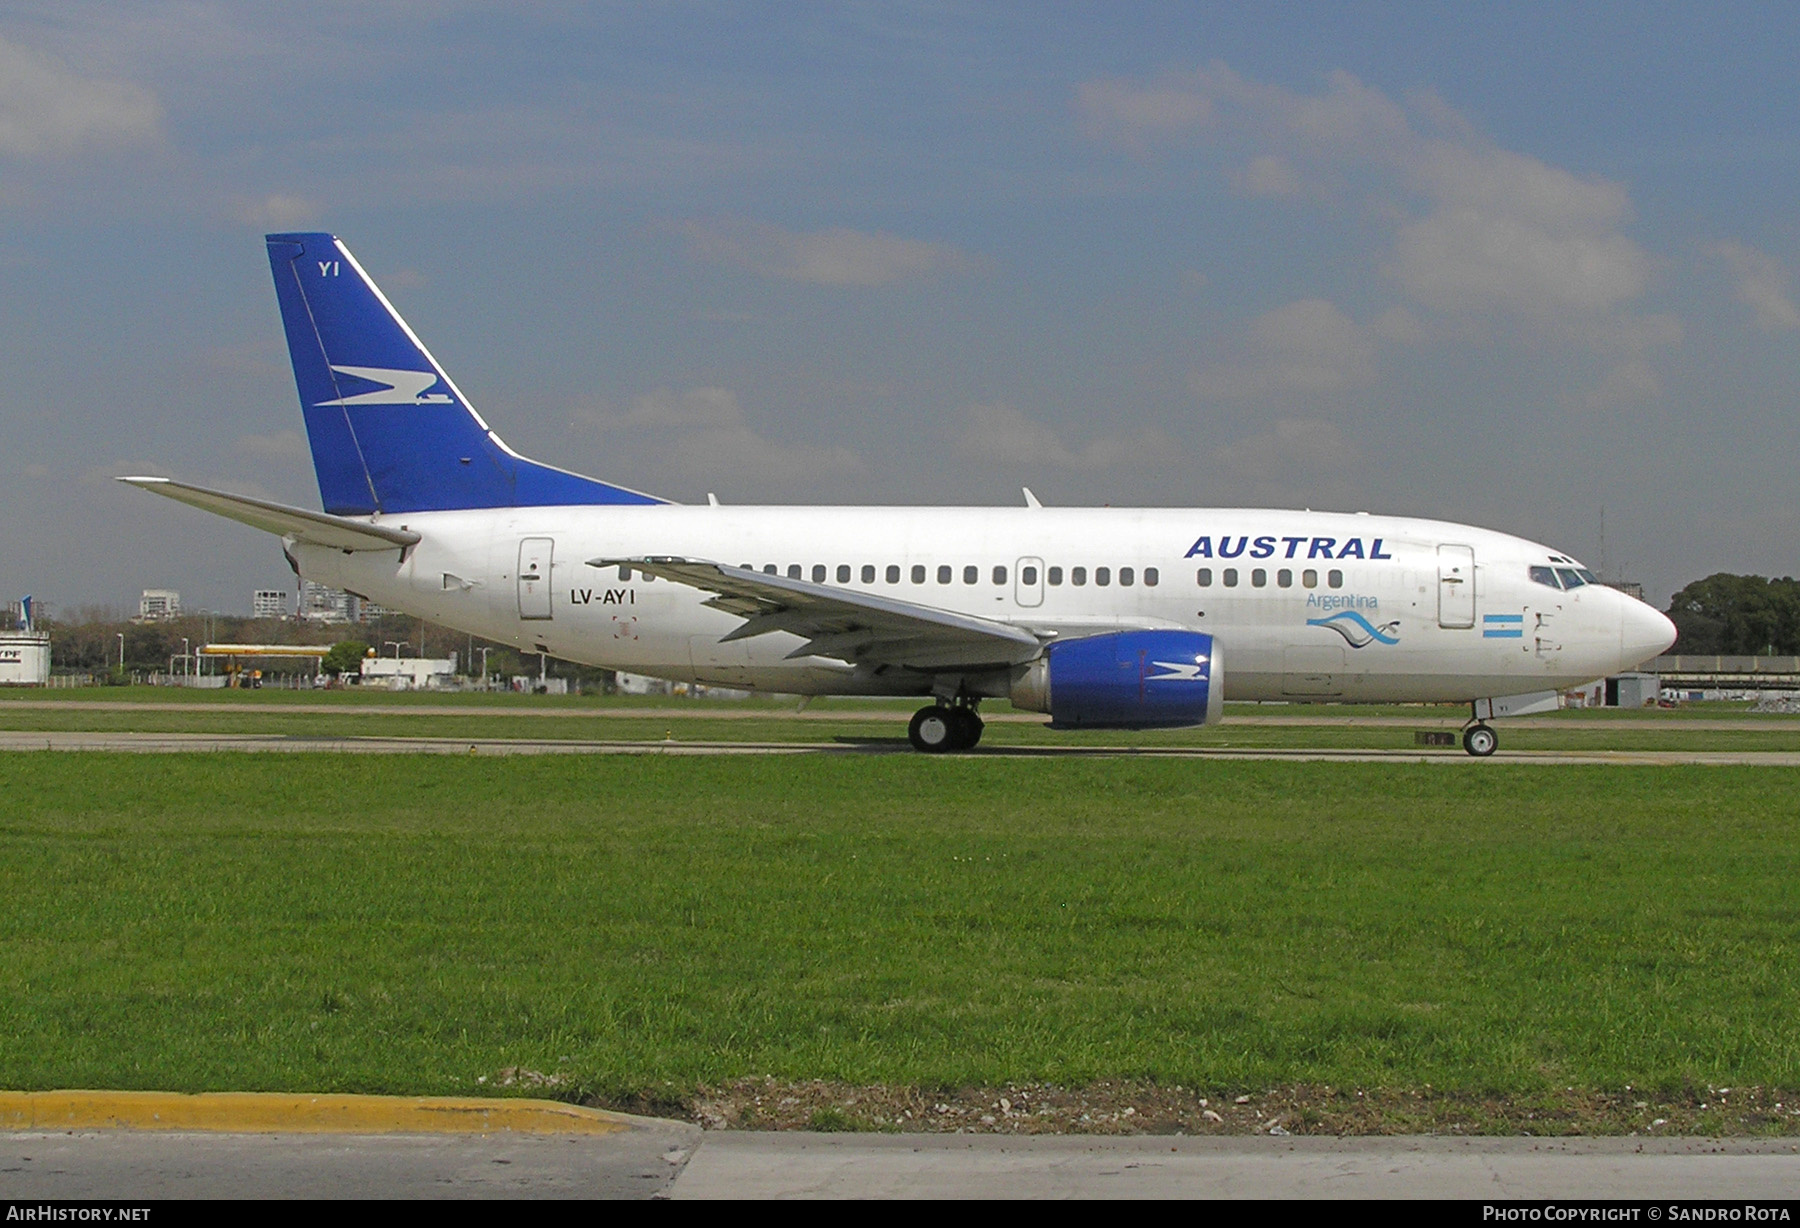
4;728;1800;765
6;1130;1798;1200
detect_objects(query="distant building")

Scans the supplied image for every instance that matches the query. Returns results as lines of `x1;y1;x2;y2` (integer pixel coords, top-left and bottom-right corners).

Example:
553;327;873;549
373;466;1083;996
361;655;458;689
357;601;390;622
1603;580;1645;602
298;581;356;623
138;589;181;621
253;590;289;619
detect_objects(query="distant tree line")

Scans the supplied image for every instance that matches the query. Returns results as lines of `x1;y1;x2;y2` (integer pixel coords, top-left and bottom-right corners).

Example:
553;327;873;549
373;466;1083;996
1665;573;1800;656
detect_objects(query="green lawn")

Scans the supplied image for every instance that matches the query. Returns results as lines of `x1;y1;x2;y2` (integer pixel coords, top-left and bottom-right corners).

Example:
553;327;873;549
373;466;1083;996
2;754;1796;1108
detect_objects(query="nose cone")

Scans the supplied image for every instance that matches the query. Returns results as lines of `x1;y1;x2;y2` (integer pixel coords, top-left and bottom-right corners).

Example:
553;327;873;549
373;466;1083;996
1620;596;1677;670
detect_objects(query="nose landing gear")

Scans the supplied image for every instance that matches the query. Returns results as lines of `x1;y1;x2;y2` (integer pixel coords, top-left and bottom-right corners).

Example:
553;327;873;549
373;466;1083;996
908;703;984;753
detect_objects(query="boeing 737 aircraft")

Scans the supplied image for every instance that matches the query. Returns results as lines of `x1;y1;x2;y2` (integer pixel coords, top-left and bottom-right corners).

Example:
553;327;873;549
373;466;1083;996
125;233;1676;754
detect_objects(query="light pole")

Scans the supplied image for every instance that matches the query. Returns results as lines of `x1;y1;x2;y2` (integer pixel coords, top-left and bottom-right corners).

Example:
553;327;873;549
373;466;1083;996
478;646;491;687
117;632;125;672
181;637;190;680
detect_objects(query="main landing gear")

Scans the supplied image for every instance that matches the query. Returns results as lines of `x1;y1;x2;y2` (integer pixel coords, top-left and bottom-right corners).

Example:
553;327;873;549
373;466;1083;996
1462;722;1498;757
908;703;985;753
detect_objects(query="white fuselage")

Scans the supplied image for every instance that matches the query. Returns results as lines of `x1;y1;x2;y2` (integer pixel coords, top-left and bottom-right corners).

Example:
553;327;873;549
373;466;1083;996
293;505;1673;702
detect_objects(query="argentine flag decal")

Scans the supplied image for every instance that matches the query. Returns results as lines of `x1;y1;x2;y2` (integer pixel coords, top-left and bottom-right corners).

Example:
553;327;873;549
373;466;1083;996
1483;613;1525;639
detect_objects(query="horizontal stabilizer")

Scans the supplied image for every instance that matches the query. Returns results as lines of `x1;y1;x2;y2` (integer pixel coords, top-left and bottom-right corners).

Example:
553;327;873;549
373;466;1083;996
119;477;420;551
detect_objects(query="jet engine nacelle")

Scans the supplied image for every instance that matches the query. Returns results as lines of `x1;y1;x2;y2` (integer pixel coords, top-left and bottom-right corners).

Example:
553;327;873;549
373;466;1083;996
1009;630;1223;729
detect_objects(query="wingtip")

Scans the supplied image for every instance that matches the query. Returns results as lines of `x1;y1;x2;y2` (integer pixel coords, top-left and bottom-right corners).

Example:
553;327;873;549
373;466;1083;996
118;475;170;486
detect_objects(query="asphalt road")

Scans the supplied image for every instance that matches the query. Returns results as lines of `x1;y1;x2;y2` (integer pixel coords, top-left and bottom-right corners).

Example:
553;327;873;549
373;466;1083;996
5;1131;1798;1200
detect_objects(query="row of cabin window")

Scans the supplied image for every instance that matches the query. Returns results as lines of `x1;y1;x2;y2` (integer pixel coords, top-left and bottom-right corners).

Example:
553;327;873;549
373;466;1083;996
1196;567;1345;589
624;563;1162;588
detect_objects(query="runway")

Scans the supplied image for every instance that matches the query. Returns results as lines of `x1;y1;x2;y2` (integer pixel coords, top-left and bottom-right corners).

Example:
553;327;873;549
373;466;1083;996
5;728;1800;764
5;698;1798;733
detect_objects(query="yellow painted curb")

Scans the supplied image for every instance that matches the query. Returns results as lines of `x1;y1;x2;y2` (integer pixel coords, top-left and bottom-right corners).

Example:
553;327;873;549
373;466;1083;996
0;1091;632;1136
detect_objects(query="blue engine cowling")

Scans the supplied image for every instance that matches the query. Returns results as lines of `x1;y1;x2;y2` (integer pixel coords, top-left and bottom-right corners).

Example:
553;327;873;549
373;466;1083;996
1009;630;1223;729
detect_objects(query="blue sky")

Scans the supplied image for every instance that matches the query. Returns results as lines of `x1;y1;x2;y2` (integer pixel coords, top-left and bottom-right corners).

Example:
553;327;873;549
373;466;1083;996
2;2;1797;613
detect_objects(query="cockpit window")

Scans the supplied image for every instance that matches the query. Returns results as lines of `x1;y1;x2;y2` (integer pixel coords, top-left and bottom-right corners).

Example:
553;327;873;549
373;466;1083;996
1576;569;1599;585
1529;566;1560;589
1556;568;1584;589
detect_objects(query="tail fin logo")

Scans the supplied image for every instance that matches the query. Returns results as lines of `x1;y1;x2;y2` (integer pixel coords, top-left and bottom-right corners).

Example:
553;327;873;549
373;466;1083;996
316;365;454;407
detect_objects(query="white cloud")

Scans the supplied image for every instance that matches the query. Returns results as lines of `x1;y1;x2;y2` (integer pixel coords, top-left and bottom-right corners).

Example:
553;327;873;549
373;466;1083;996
1193;298;1376;400
1079;63;1657;330
1216;418;1358;479
950;402;1161;471
1712;240;1800;333
229;194;322;230
0;36;162;158
1076;78;1213;151
674;217;972;286
1207;418;1364;508
583;387;864;488
1232;154;1301;198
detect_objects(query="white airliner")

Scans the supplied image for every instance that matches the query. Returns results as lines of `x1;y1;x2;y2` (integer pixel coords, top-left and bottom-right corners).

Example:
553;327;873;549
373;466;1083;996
125;233;1677;755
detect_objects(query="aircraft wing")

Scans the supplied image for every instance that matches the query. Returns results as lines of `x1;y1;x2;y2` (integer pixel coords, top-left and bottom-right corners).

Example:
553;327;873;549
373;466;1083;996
119;477;421;551
589;556;1044;671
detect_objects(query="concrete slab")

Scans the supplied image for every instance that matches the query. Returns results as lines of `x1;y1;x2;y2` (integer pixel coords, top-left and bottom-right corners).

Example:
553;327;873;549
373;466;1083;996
667;1133;1800;1200
0;1128;697;1199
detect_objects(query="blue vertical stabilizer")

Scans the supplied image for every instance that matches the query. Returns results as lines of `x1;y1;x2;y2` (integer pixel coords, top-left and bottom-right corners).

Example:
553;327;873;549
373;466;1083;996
266;233;664;515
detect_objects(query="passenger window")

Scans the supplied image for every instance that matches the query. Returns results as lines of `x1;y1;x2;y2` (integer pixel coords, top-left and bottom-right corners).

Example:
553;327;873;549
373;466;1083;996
886;565;900;584
1327;569;1342;588
1071;567;1087;586
1021;566;1037;585
1556;568;1584;589
1302;569;1317;588
763;564;778;575
861;565;875;583
1251;568;1267;587
812;564;827;583
837;564;851;583
1529;566;1560;589
937;565;952;584
1095;567;1110;586
1048;566;1063;586
911;565;926;584
1144;567;1158;587
963;565;978;585
993;565;1007;585
1119;567;1134;586
788;564;802;580
1196;568;1212;587
1223;568;1238;587
1277;569;1292;588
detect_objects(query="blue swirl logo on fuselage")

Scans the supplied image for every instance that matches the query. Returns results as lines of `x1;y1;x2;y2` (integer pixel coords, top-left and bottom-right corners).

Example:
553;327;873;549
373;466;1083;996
1306;610;1401;648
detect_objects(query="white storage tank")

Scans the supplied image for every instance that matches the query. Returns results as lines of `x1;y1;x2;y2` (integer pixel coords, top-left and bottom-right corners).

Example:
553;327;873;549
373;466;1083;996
0;632;51;685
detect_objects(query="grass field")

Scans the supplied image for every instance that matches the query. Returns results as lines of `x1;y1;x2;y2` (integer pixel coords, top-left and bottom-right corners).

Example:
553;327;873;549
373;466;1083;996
3;751;1797;1133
